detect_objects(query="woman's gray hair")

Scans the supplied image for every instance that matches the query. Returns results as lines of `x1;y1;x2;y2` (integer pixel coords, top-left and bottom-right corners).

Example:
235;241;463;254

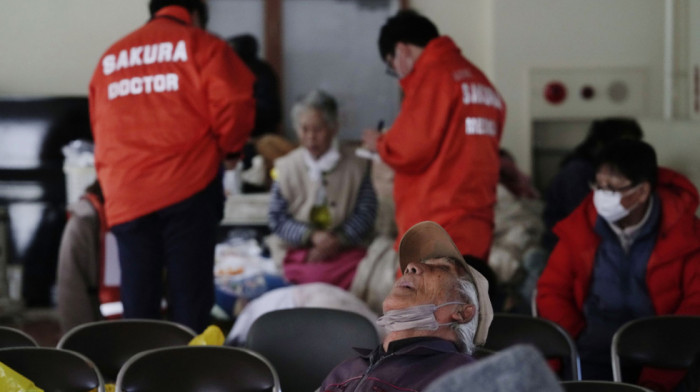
452;276;479;354
291;89;339;130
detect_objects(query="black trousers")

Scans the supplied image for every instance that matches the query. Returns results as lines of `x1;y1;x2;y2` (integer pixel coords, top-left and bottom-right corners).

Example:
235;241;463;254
111;176;224;333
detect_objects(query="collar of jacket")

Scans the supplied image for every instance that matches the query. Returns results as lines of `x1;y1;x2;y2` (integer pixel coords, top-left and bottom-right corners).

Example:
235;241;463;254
399;36;462;91
153;5;193;26
593;193;660;245
356;337;461;361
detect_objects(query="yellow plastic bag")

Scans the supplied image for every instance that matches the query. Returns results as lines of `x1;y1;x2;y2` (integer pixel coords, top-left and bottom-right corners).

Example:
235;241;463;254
90;384;115;392
188;325;225;346
0;361;44;392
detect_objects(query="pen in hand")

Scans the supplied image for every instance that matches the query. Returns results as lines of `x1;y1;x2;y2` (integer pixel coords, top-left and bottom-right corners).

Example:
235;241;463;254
376;120;384;132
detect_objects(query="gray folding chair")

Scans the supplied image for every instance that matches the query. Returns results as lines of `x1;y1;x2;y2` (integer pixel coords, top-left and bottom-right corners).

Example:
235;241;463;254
611;315;700;383
0;347;105;392
115;346;280;392
57;319;196;383
484;313;581;380
246;308;380;392
0;326;38;348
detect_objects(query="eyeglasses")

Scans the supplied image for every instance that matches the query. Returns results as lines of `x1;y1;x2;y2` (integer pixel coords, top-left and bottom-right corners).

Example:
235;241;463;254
384;51;399;78
589;182;638;193
385;62;398;78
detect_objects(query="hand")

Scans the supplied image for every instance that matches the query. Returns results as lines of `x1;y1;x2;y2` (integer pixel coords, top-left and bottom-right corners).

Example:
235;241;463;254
307;231;341;262
362;129;381;152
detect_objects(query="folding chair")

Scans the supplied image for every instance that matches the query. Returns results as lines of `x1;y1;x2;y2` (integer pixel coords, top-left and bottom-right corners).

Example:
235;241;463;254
115;346;280;392
0;347;105;392
561;380;654;392
483;313;581;380
0;326;38;348
57;319;196;383
246;308;380;392
611;315;700;383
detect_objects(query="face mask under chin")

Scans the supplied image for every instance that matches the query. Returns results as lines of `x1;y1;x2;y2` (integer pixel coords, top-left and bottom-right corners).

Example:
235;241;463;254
376;302;466;332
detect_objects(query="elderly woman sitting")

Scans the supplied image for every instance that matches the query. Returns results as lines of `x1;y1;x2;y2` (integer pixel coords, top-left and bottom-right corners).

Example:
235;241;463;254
268;89;377;289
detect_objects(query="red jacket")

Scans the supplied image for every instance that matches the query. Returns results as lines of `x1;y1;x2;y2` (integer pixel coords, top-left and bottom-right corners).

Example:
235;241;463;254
89;6;255;227
377;37;506;260
537;168;700;390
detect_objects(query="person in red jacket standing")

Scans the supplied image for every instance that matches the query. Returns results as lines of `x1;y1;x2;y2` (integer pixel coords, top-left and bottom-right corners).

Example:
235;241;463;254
537;139;700;390
361;10;506;308
88;0;255;332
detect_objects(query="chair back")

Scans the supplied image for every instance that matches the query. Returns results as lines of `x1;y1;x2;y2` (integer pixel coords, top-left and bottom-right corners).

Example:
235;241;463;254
426;345;563;392
484;313;581;380
57;319;196;383
0;347;105;392
611;315;700;382
0;326;38;348
561;380;654;392
246;308;380;392
115;346;280;392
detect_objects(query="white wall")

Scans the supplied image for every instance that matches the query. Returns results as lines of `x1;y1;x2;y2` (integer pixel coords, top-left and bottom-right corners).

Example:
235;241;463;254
207;0;264;46
0;0;264;98
490;0;666;174
0;0;147;97
642;119;700;195
412;0;493;77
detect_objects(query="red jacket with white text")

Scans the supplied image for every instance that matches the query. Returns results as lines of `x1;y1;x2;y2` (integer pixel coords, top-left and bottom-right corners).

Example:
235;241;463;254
89;6;255;226
377;36;506;259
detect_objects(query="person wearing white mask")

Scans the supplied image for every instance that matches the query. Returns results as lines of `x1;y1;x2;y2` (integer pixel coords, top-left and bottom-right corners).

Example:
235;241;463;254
319;221;493;392
537;139;700;390
268;89;377;289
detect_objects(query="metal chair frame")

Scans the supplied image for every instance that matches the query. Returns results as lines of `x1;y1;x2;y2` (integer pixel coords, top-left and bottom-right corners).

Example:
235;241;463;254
0;325;38;348
115;345;281;392
611;315;700;383
0;346;105;392
57;318;196;383
246;307;380;392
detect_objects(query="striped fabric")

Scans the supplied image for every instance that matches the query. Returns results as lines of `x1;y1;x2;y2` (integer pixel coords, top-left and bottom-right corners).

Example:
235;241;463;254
269;173;377;246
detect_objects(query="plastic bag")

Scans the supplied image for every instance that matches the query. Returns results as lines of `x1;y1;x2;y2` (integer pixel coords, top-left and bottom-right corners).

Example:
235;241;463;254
0;362;44;392
214;238;280;299
90;384;115;392
188;325;225;346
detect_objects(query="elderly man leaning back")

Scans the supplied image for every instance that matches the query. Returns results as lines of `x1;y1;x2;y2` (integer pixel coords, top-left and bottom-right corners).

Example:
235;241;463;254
318;221;494;392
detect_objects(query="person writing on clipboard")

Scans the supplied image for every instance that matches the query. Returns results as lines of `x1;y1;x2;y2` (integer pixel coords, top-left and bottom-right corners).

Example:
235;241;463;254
361;10;507;306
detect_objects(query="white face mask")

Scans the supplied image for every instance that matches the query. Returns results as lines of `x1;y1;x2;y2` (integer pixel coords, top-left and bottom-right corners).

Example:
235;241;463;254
376;302;465;332
593;185;639;223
